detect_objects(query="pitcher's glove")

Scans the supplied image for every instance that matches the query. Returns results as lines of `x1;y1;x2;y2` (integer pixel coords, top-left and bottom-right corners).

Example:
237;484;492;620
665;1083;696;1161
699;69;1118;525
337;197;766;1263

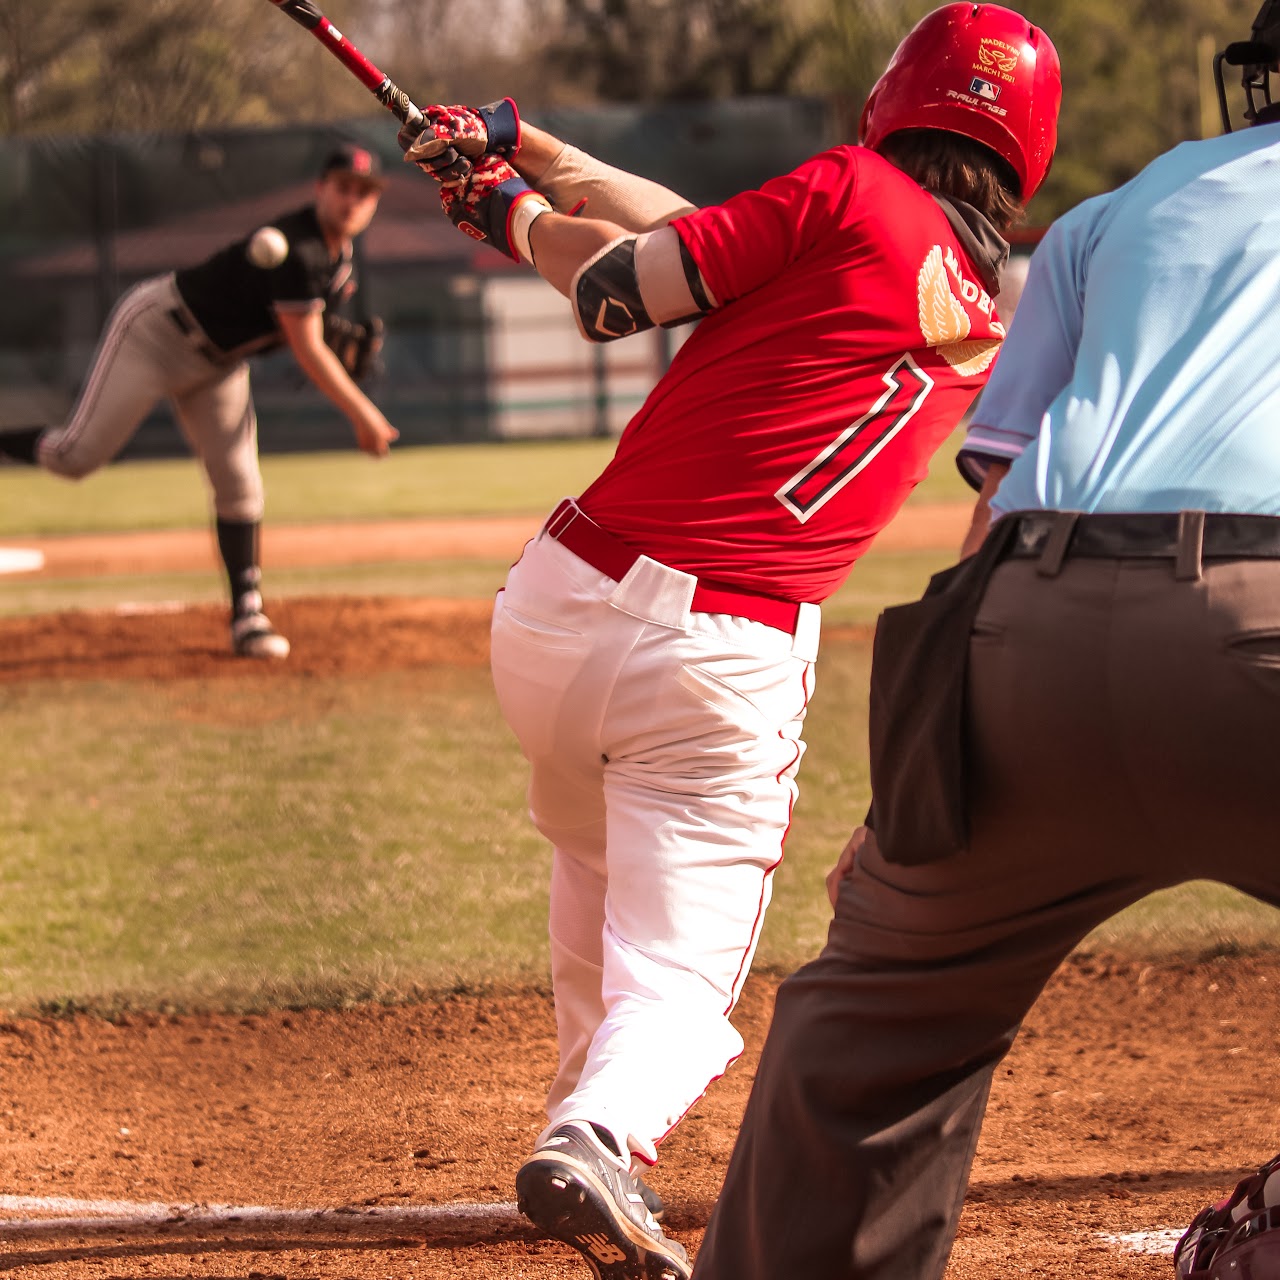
324;314;384;383
400;98;521;180
440;154;550;262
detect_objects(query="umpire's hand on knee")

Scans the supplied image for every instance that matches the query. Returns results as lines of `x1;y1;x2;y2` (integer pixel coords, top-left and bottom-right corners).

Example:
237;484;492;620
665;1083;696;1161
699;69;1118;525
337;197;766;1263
826;825;871;908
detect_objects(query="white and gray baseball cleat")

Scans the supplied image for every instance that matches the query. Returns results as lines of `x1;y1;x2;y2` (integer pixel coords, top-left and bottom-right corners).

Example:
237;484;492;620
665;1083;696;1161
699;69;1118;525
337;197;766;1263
231;611;291;660
515;1121;689;1280
634;1173;665;1224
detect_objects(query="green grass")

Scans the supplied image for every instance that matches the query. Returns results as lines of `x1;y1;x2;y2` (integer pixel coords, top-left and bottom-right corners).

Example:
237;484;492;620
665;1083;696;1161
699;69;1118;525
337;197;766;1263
1;632;1276;1016
1081;883;1280;956
0;666;547;1013
2;429;1274;1014
0;429;974;539
0;438;618;536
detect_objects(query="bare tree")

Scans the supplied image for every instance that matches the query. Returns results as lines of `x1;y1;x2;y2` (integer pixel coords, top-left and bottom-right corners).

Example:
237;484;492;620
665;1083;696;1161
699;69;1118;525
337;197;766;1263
0;0;115;131
542;0;821;102
0;0;378;136
366;0;566;107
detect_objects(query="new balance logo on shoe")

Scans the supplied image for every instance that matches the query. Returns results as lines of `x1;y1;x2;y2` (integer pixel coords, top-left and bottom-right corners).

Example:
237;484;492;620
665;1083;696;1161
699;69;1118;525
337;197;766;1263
579;1232;627;1264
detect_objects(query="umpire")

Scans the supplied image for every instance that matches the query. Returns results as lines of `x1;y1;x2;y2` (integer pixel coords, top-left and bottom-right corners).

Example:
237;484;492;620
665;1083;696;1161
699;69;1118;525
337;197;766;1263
691;6;1280;1280
0;143;397;659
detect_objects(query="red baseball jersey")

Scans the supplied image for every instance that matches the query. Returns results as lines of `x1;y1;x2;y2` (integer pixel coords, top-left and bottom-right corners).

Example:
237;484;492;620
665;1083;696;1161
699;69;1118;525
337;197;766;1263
577;145;1007;603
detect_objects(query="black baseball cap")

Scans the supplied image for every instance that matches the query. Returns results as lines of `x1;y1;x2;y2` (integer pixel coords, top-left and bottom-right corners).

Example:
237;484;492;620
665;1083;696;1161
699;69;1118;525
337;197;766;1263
321;143;385;188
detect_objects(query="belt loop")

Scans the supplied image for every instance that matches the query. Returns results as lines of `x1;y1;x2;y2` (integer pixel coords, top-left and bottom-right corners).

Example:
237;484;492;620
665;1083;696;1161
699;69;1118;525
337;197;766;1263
791;602;821;662
544;498;577;540
1175;510;1206;582
1035;512;1079;578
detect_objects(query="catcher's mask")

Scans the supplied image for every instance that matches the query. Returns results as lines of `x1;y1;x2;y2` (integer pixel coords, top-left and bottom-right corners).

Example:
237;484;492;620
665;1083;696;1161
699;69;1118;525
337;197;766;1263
1214;0;1280;132
858;3;1062;202
1175;1153;1280;1279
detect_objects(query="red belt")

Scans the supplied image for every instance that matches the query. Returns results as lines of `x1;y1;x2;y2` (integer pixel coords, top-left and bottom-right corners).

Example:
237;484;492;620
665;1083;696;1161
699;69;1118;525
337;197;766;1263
544;499;803;635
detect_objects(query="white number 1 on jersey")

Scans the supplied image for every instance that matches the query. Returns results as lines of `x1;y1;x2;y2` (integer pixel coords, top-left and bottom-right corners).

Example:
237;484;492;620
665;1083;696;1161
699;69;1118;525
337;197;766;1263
775;353;934;523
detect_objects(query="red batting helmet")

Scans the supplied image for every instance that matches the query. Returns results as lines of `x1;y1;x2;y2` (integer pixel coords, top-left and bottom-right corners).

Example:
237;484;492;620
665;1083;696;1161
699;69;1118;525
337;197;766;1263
1175;1153;1280;1279
859;3;1062;201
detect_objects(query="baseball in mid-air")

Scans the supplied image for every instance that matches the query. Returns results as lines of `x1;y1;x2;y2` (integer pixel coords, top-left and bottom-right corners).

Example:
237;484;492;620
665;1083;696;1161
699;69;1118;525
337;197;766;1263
246;225;289;269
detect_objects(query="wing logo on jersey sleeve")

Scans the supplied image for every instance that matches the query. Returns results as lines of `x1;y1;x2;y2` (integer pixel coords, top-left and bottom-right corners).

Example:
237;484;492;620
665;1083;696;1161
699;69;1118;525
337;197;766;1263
917;245;1002;377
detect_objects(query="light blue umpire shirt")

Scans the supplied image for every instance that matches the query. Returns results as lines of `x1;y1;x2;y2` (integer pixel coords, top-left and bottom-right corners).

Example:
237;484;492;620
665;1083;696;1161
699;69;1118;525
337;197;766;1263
959;119;1280;517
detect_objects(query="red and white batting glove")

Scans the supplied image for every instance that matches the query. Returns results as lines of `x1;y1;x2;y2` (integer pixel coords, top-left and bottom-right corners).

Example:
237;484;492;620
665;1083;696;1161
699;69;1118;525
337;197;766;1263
440;154;550;263
401;98;521;181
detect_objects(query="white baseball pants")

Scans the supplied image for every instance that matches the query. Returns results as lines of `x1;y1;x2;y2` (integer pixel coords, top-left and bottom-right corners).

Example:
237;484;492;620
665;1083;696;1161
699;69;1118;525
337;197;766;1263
489;525;819;1166
37;274;264;522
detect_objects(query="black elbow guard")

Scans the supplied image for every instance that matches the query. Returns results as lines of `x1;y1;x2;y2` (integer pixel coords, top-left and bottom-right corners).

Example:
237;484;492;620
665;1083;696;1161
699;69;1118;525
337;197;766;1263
572;238;655;343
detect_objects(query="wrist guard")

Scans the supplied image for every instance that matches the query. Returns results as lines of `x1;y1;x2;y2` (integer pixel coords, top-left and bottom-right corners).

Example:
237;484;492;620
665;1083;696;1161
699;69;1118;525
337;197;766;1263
477;98;521;157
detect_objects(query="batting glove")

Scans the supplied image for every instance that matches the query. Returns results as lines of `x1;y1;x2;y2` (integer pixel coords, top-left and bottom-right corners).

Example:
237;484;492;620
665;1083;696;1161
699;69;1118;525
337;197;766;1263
440;154;550;262
401;98;521;180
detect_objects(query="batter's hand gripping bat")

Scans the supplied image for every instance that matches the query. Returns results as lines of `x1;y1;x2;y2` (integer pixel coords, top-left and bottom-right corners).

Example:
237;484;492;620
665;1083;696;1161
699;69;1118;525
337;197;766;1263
266;0;425;139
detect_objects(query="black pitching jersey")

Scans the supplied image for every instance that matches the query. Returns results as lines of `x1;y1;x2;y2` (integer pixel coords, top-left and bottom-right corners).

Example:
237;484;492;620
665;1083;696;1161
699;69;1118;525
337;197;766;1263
174;206;356;356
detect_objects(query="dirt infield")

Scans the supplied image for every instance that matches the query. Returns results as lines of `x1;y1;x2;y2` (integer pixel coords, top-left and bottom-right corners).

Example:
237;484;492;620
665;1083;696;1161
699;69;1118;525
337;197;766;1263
0;597;496;682
3;512;1279;1278
5;957;1280;1278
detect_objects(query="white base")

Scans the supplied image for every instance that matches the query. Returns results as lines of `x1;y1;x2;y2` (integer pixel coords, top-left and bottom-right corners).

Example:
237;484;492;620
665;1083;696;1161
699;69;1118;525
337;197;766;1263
0;547;44;576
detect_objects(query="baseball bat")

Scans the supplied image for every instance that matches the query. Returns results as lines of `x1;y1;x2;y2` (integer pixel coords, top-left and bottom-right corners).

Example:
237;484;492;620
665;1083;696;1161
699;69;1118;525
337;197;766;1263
265;0;425;137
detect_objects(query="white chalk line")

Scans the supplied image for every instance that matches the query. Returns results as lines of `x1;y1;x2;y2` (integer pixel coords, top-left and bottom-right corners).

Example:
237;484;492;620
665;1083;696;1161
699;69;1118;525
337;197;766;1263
0;1193;520;1235
113;600;189;616
0;1194;1187;1258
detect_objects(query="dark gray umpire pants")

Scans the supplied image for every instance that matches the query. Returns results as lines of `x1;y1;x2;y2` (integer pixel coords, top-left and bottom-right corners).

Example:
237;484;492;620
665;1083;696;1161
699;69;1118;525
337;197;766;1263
692;511;1280;1280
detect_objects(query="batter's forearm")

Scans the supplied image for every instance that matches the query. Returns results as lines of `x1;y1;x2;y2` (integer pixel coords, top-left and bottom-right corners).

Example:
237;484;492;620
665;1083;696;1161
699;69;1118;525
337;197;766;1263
526;214;632;298
515;122;696;232
511;123;569;185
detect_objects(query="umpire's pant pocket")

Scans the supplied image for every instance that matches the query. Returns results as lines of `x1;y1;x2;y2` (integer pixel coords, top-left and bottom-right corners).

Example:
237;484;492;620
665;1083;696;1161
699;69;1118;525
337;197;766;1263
1225;629;1280;668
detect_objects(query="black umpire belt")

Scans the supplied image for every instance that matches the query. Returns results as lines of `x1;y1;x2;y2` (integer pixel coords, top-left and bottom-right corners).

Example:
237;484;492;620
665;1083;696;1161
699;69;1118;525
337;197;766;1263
1006;510;1280;559
1004;510;1280;579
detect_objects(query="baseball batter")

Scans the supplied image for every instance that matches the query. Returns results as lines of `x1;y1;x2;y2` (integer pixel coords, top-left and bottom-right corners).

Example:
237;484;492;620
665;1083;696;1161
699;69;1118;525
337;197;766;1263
404;7;1060;1278
0;143;397;659
691;6;1280;1280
